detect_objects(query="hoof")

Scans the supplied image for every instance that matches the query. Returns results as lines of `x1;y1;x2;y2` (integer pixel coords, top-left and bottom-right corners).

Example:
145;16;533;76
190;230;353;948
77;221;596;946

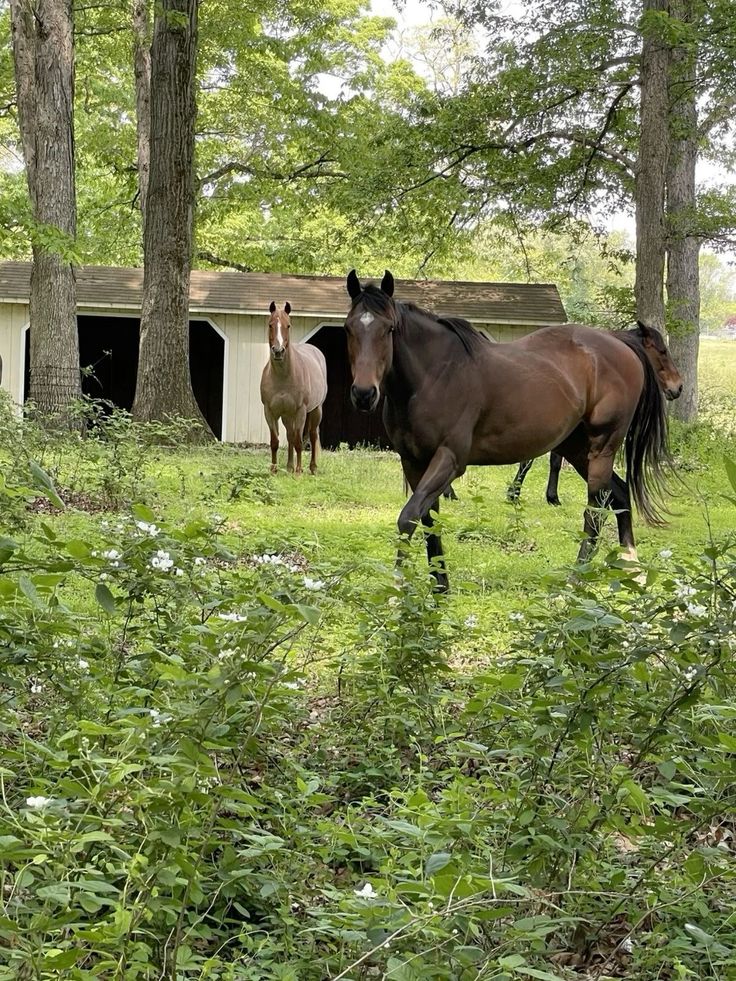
295;467;303;475
309;467;317;476
546;495;561;506
270;465;278;474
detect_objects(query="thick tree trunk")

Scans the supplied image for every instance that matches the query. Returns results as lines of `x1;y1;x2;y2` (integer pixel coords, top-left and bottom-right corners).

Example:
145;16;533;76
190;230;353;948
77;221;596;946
132;0;210;435
666;0;699;422
634;0;670;331
10;0;80;420
132;0;151;222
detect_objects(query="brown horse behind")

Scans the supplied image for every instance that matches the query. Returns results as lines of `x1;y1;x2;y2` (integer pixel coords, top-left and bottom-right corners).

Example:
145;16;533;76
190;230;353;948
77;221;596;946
260;302;327;474
507;323;682;504
344;270;673;591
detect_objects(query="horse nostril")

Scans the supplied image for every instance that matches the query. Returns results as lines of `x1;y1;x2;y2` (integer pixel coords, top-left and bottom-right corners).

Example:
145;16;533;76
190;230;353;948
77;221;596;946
351;384;378;409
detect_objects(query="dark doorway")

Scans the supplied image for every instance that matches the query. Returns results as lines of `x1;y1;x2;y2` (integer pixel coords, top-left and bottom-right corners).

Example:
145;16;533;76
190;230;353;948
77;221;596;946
23;316;224;439
306;324;392;450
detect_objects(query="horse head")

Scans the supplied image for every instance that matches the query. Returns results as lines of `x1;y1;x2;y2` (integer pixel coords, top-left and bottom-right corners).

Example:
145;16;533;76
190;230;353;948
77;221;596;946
268;300;292;361
344;269;395;412
635;322;683;400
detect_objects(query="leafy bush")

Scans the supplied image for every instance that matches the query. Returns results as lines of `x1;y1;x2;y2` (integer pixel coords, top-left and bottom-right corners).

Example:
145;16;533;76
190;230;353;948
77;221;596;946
1;404;736;978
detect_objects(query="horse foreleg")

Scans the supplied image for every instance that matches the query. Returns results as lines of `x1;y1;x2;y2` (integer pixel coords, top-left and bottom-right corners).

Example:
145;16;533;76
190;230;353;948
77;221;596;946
546;452;563;506
400;448;461;592
307;406;322;475
265;411;279;474
507;459;534;502
287;408;307;474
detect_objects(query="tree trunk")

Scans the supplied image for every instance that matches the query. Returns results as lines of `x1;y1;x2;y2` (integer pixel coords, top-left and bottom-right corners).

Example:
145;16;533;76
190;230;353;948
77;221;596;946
132;0;151;222
634;0;670;331
665;0;699;422
10;0;80;421
132;0;210;435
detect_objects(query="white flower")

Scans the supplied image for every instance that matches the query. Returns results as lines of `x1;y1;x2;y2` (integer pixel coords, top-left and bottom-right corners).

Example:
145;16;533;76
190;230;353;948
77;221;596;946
464;614;478;628
212;514;224;523
303;577;325;591
281;681;300;689
621;937;634;953
686;603;707;617
150;550;174;571
684;665;699;682
659;549;672;559
26;796;52;808
218;648;236;660
354;882;377;899
102;549;121;568
508;612;525;622
78;658;89;670
218;612;247;622
175;568;184;577
675;582;697;600
99;572;109;581
30;681;43;694
148;708;170;727
135;520;160;537
194;557;206;566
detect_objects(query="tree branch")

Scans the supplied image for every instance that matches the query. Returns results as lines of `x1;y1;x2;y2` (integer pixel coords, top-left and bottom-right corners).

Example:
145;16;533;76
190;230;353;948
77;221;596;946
196;251;252;273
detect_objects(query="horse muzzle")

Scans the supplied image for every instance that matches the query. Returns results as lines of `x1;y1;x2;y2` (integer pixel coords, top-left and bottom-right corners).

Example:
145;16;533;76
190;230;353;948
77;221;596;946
350;384;380;412
665;382;683;400
271;347;286;361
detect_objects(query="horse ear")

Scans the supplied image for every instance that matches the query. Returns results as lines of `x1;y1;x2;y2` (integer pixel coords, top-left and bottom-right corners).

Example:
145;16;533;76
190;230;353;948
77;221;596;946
636;320;653;339
269;300;276;313
284;301;291;314
346;269;362;299
380;270;395;297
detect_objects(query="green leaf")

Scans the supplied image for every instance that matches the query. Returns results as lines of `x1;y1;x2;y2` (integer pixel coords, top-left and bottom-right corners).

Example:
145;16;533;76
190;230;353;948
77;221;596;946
95;582;116;614
18;575;44;608
28;461;65;509
424;851;452;876
724;456;736;496
132;503;156;523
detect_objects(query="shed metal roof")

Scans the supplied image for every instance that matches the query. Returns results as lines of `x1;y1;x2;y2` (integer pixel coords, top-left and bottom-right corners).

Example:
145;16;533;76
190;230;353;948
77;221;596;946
0;261;567;326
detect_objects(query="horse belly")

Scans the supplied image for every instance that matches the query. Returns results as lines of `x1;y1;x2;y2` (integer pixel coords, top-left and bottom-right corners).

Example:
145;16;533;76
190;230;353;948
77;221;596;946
468;412;581;466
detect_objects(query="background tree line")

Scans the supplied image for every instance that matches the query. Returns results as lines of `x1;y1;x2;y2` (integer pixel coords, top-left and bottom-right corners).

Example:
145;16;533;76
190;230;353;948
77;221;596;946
0;0;734;427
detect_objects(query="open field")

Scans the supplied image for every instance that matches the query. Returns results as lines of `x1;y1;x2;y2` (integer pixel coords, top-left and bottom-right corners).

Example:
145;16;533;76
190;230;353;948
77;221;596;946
0;346;735;979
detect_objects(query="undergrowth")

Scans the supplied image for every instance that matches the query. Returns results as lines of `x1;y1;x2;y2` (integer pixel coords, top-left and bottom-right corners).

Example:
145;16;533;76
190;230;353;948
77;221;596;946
0;398;736;978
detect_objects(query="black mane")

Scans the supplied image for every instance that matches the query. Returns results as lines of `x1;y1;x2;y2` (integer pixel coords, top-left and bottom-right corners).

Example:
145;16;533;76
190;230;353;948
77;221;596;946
352;286;488;358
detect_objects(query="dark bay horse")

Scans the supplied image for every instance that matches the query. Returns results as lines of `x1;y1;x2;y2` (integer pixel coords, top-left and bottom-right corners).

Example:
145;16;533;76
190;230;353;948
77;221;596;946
260;301;328;475
344;269;672;591
506;324;683;505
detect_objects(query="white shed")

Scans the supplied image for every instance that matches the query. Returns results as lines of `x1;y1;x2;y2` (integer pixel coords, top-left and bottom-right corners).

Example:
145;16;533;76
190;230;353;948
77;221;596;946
0;262;567;446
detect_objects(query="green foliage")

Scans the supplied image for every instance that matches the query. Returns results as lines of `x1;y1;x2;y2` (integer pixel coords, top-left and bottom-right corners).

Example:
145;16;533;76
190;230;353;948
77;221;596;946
0;398;736;976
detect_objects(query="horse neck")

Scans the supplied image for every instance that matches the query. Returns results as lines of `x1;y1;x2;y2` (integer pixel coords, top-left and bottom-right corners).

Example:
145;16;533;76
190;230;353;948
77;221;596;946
385;310;453;400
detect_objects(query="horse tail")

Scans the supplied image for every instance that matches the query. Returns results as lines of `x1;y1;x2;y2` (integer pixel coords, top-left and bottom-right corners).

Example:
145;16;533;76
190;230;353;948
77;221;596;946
624;345;673;525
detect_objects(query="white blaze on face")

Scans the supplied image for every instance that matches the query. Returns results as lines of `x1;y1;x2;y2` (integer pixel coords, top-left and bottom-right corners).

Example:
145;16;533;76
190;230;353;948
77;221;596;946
360;311;375;326
274;316;285;350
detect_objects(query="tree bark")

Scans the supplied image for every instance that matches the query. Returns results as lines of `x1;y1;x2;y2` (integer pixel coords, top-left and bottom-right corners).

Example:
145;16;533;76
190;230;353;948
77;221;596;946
634;0;670;331
665;0;699;422
10;0;80;420
132;0;210;435
132;0;151;223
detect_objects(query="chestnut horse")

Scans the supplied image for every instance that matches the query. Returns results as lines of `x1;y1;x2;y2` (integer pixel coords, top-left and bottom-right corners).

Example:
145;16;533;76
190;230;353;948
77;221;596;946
506;323;682;505
344;270;672;591
260;301;328;475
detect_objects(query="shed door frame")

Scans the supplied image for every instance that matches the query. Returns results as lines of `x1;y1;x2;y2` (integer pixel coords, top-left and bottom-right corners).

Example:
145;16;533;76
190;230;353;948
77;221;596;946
18;312;229;439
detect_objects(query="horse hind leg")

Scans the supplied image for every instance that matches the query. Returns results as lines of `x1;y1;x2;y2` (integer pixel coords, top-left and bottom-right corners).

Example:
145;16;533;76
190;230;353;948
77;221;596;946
507;459;533;502
546;452;563;506
555;429;615;564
